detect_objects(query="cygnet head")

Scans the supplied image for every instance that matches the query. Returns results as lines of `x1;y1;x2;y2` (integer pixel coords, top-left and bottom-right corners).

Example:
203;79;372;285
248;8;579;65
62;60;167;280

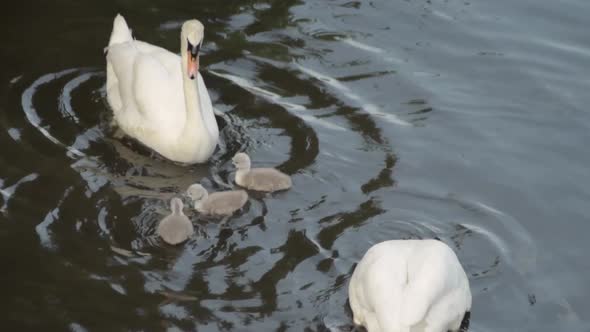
232;152;251;170
170;197;185;215
186;183;208;202
181;19;204;80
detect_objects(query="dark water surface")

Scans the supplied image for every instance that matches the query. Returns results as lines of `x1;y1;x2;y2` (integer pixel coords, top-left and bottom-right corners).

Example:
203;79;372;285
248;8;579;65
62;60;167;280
1;0;589;331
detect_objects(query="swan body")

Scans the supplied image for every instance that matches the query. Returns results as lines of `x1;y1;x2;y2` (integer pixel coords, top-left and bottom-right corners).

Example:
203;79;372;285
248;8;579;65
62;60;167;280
187;183;248;216
157;198;193;245
348;239;471;332
232;153;292;192
106;14;218;163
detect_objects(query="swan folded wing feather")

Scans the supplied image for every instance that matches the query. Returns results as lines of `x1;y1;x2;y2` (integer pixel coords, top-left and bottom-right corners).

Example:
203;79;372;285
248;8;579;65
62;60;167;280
106;61;122;111
399;248;446;327
349;258;374;326
400;241;469;328
132;53;185;140
424;287;470;331
350;242;408;331
106;43;141;116
108;14;133;46
131;40;182;74
369;251;409;332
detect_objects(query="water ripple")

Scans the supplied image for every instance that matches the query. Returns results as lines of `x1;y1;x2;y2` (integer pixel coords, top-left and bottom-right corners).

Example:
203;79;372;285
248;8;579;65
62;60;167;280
21;68;85;158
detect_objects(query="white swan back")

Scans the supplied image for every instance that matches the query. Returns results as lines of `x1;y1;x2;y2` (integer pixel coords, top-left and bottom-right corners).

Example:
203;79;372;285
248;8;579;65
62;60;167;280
348;239;471;332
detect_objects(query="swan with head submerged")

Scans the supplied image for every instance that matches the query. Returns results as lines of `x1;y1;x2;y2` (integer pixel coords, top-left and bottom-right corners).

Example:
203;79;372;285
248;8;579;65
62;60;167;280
105;14;219;163
349;239;471;332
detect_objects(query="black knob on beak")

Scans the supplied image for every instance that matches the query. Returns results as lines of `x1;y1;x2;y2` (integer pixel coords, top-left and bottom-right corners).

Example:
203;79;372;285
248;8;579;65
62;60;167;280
187;40;201;58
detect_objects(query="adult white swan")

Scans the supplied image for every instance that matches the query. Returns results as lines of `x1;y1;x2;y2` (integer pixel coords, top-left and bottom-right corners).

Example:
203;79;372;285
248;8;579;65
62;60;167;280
348;239;471;332
105;14;219;163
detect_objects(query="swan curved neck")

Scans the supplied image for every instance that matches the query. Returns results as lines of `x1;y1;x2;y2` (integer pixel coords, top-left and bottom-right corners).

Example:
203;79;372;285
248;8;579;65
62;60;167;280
180;35;211;142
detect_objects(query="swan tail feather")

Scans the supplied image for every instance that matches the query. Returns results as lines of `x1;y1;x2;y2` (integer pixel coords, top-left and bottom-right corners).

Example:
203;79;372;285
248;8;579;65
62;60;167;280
109;14;133;46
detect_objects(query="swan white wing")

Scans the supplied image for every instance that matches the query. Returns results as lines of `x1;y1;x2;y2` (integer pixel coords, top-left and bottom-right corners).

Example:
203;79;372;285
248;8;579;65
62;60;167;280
128;40;217;142
370;243;414;332
133;52;185;138
370;260;408;332
107;43;141;117
399;242;448;326
106;61;122;111
350;242;409;331
400;240;470;327
131;40;182;75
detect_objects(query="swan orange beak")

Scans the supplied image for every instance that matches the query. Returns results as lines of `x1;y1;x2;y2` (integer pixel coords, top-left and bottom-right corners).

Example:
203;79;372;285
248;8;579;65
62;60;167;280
187;53;199;80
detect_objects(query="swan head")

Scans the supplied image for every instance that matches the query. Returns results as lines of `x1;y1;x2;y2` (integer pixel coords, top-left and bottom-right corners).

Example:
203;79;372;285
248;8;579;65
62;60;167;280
232;152;251;170
170;197;185;215
186;183;208;202
181;20;205;80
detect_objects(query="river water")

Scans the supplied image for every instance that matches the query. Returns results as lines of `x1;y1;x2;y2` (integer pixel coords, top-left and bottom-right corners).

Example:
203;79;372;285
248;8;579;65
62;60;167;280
1;0;589;331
